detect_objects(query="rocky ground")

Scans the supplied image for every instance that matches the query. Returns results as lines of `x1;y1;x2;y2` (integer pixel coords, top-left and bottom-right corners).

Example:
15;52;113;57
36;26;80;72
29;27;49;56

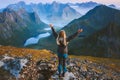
0;46;120;80
0;55;120;80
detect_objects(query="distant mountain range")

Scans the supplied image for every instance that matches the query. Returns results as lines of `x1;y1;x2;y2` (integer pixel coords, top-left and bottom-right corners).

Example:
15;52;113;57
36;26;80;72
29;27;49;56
69;1;99;15
0;1;119;27
69;1;120;15
6;1;81;27
29;5;120;58
0;8;49;46
3;1;119;27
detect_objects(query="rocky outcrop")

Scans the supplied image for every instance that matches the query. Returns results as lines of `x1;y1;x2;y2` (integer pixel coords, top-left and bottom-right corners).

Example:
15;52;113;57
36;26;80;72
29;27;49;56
0;55;120;80
0;8;25;39
0;55;57;80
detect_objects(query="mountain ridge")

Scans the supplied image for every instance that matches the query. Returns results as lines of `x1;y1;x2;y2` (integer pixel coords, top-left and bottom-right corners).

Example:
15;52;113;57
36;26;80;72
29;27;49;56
6;1;81;27
62;5;120;58
0;8;49;46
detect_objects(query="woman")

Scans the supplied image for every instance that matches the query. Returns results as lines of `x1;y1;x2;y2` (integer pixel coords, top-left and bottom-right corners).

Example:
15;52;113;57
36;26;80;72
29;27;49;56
49;24;83;77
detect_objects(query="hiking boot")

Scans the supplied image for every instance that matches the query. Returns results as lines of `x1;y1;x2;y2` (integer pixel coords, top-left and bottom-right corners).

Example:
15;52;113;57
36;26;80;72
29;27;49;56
62;72;65;77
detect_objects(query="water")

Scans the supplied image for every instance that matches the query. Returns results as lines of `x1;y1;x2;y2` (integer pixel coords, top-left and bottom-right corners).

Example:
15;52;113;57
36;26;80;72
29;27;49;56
24;32;50;46
44;28;51;31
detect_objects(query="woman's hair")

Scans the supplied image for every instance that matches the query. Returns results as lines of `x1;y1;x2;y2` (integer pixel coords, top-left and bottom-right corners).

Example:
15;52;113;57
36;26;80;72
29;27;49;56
56;30;68;46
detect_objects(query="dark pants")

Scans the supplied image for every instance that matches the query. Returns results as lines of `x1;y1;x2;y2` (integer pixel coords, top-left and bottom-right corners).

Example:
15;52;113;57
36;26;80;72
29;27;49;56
57;53;68;74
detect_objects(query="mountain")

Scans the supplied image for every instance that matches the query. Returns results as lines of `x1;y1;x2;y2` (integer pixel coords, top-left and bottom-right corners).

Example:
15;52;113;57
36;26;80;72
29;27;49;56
76;1;98;8
29;5;120;58
0;8;4;12
69;1;99;15
0;46;120;80
109;4;116;8
64;5;120;35
62;5;120;58
7;1;33;12
7;1;81;27
39;1;81;26
69;1;120;15
108;4;120;10
6;1;120;27
0;8;49;46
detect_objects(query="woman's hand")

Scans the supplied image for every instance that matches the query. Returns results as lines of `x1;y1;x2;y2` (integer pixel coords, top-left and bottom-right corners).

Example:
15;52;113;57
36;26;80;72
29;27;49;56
77;29;83;33
49;24;53;28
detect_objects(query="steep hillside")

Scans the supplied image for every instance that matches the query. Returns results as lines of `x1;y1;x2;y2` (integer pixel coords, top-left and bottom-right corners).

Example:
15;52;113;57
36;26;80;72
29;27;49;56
69;23;120;58
64;5;120;36
0;8;49;46
0;46;120;80
63;5;120;58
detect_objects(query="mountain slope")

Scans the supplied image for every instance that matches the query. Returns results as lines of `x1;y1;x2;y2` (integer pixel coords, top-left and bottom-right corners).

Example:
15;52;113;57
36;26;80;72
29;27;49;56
0;8;49;46
69;23;120;58
63;5;120;58
29;5;120;58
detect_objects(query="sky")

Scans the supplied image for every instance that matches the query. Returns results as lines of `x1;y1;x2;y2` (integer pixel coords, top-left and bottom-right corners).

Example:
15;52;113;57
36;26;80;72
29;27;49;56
0;0;120;9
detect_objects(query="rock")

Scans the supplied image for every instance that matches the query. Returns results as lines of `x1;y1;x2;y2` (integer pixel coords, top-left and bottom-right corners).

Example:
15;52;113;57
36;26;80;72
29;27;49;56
0;67;16;80
2;57;28;78
0;61;4;67
37;59;57;80
63;72;76;80
80;64;87;72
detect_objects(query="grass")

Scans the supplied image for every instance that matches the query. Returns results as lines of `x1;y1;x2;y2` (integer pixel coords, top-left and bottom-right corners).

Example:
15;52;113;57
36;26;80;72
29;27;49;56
0;46;56;61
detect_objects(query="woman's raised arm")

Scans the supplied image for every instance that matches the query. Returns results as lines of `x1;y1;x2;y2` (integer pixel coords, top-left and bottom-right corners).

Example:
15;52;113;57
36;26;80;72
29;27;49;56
67;29;83;42
49;24;58;39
